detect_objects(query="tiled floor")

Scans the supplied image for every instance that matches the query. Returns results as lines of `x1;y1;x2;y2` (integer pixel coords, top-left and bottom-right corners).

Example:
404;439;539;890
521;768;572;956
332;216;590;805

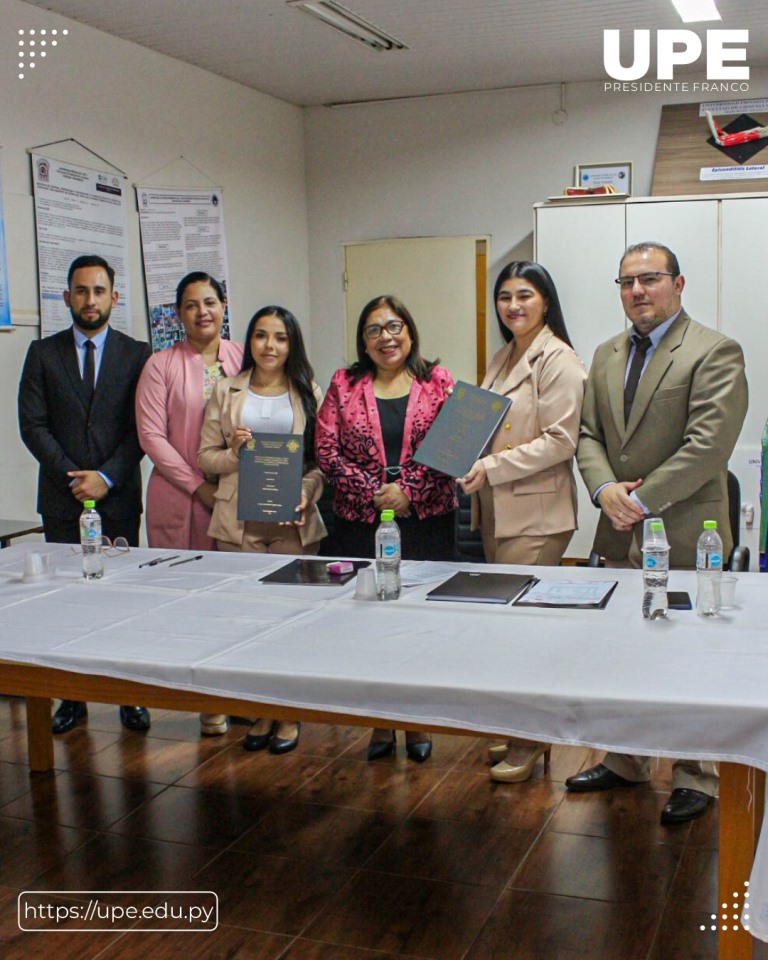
0;696;763;959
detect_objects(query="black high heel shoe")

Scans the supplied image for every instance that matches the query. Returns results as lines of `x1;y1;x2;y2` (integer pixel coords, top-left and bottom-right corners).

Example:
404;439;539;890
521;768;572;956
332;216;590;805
243;719;278;752
367;728;396;761
270;721;301;755
405;732;432;763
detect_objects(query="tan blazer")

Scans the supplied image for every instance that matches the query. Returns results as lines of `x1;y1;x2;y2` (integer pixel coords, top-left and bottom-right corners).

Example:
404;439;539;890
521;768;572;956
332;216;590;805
578;311;748;566
197;369;327;548
472;326;587;539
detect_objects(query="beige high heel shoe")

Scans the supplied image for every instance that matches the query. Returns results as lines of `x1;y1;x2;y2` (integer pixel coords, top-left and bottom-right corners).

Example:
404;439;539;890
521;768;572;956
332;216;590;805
490;743;551;783
488;741;510;762
200;713;228;735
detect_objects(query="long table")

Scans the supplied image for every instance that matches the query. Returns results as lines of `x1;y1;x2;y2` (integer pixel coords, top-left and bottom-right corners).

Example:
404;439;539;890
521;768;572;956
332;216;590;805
1;543;766;959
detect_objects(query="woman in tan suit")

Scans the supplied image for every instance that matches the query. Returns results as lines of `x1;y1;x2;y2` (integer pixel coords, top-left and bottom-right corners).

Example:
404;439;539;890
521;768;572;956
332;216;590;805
198;305;326;754
459;261;586;783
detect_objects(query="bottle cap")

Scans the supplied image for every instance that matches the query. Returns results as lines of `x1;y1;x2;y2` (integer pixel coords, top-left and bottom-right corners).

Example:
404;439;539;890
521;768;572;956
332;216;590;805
380;509;395;522
649;520;664;532
703;520;718;529
83;500;96;508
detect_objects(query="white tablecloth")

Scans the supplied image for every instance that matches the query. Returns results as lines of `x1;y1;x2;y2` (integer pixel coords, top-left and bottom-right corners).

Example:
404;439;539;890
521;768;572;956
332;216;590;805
2;543;768;939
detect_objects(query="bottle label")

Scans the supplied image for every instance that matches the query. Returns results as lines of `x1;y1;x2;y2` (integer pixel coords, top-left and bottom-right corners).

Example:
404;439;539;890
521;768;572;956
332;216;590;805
697;549;722;570
644;556;657;569
382;544;398;558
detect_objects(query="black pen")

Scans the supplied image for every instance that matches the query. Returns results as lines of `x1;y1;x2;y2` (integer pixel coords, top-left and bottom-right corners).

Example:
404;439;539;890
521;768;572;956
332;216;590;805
169;555;203;568
139;555;180;568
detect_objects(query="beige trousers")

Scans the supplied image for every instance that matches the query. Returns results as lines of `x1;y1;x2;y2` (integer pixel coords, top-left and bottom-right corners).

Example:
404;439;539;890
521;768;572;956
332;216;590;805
217;521;319;555
478;485;573;566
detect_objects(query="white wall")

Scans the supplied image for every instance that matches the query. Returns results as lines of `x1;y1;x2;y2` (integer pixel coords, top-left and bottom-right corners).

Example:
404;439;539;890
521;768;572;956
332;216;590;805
0;0;309;521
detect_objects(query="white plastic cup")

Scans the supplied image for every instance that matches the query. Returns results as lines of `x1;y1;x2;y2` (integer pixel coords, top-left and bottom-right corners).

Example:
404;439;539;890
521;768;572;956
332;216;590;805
22;550;45;581
354;567;377;600
720;575;738;608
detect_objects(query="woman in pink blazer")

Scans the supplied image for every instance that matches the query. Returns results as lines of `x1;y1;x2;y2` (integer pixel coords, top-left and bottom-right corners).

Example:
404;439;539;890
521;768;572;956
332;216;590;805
136;272;243;553
136;272;242;739
459;261;586;785
316;295;457;764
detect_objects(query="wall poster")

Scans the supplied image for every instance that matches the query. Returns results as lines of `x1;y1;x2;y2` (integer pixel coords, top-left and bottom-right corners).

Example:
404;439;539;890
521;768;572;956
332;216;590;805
31;152;131;335
136;187;231;353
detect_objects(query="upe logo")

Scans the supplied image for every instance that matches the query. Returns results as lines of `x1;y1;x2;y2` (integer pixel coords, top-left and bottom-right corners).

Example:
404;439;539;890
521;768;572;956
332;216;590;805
604;29;749;81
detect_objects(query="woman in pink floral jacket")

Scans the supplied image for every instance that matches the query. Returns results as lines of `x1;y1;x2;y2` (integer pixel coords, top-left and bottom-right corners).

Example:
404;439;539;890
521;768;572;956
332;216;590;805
316;294;457;764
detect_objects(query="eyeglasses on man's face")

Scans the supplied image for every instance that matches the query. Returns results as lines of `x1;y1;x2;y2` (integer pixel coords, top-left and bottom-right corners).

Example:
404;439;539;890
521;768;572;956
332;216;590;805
614;271;677;290
363;320;405;340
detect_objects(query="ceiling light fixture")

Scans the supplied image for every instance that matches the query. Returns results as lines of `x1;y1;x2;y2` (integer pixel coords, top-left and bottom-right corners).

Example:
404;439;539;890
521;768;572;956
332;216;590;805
287;0;407;52
669;0;721;23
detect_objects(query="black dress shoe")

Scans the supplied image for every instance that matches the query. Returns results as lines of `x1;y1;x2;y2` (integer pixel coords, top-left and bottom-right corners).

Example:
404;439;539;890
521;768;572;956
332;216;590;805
406;740;432;763
270;722;301;755
243;720;278;752
565;763;640;792
119;705;151;732
52;700;87;734
660;788;713;825
367;729;396;761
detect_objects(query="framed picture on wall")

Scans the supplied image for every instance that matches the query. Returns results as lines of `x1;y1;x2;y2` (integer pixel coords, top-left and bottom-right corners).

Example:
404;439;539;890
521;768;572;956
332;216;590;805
574;162;632;195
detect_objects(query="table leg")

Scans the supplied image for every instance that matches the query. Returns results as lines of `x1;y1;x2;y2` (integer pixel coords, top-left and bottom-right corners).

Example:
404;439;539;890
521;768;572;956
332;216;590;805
719;762;765;960
25;697;53;772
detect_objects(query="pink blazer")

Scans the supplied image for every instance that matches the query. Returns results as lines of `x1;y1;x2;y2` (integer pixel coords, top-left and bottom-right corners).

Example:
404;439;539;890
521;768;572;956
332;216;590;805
135;338;244;549
316;365;457;523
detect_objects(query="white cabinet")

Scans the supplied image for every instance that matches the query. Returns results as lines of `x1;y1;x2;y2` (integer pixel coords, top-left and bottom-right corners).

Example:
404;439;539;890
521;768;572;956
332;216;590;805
535;193;767;564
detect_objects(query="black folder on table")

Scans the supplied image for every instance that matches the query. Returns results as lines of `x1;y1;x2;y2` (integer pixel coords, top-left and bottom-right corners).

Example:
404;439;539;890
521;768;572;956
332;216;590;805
412;381;513;478
259;558;370;586
426;571;535;604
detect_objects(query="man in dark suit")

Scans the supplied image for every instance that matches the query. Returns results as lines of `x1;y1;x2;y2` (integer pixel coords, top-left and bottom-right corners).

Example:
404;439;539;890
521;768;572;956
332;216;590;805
18;254;152;734
565;241;748;824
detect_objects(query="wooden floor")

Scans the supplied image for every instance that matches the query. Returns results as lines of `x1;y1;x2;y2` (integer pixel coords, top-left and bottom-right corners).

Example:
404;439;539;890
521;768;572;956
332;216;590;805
0;696;766;960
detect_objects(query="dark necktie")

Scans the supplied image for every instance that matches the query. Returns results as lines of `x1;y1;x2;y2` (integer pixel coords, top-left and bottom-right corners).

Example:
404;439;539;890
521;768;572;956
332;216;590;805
83;340;95;406
623;335;651;425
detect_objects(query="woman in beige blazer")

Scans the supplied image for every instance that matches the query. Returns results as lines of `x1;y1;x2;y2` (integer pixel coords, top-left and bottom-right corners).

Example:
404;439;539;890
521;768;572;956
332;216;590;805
198;305;326;754
459;261;586;783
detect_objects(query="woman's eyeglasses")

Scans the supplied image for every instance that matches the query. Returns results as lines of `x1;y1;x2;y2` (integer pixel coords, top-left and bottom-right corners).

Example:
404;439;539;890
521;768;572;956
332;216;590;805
363;320;405;340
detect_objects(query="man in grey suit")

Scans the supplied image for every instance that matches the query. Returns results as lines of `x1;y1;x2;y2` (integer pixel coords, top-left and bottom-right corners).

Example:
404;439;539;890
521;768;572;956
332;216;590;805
565;241;748;824
18;254;152;735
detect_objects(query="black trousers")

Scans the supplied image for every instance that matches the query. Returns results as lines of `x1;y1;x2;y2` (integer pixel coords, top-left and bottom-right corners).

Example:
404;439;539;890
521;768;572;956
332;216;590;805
331;511;456;561
42;512;144;715
43;514;141;547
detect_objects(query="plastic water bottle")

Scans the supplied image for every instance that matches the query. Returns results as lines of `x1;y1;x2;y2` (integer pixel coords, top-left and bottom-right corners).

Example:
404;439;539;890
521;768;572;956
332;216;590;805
79;499;104;580
696;520;723;617
642;518;669;619
375;508;401;600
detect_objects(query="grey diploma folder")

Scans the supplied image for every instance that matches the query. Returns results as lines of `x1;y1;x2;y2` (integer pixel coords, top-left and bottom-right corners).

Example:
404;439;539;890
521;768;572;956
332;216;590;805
237;433;304;523
412;381;512;478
